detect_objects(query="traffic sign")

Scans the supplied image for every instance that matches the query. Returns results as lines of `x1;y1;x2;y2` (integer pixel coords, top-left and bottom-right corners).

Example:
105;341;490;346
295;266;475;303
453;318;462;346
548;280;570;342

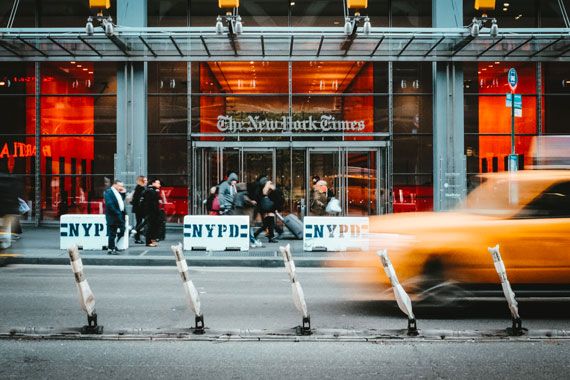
506;94;522;117
508;68;518;91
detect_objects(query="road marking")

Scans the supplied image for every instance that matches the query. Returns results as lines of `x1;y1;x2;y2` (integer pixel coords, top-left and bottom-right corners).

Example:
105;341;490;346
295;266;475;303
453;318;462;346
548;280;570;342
139;250;150;256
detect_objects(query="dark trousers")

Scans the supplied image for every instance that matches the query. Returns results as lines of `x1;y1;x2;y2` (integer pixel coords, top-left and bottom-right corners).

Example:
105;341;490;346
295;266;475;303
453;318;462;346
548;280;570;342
254;215;275;240
134;213;145;240
145;214;159;245
108;222;125;250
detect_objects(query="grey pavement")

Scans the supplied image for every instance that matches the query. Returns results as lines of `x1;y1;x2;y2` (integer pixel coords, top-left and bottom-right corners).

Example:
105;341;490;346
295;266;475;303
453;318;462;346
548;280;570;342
2;226;350;267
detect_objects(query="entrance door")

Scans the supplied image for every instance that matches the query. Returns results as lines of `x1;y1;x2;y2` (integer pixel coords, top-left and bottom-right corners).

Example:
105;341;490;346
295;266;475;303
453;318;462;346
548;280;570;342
192;143;386;216
307;148;383;217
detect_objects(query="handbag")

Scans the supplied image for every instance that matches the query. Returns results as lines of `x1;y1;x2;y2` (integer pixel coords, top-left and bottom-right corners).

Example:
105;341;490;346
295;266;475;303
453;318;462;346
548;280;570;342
18;198;30;215
325;197;342;213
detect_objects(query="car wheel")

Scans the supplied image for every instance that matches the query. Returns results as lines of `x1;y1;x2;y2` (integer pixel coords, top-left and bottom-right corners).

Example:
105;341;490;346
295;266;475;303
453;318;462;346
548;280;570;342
415;259;470;308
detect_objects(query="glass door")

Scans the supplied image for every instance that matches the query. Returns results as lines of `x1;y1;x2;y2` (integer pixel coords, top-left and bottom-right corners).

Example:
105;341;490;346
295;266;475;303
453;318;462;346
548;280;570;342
346;151;378;216
240;148;275;184
307;150;341;216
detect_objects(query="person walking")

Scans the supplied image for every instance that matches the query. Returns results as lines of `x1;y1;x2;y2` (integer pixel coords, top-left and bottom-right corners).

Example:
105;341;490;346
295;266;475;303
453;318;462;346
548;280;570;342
253;179;278;243
219;172;238;215
131;175;147;244
205;186;221;215
104;180;126;255
234;182;262;248
144;178;161;247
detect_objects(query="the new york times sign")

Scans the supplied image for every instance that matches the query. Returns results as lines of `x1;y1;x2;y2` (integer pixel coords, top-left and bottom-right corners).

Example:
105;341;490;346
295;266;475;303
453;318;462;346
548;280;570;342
217;115;366;133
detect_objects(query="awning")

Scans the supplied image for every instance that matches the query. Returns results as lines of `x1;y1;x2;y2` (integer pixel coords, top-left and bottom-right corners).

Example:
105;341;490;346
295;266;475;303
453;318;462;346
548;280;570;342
1;26;570;62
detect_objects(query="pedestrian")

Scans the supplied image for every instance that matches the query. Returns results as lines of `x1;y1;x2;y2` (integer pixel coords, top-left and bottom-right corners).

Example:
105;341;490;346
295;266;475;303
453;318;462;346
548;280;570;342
104;180;126;255
219;172;238;215
234;182;262;248
0;173;20;245
144;178;161;247
269;183;285;238
131;175;147;244
311;179;328;216
205;186;221;215
253;179;278;243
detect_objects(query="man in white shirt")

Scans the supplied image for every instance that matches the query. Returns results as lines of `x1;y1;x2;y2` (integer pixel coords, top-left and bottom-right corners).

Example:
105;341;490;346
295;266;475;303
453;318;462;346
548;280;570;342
104;180;126;255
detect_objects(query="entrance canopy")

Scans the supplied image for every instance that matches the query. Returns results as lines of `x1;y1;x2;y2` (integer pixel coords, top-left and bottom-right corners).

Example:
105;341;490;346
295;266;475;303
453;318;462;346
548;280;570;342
1;26;570;62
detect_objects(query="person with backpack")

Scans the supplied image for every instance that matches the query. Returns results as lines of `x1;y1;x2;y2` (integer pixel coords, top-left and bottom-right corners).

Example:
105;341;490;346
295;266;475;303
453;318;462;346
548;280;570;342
205;186;221;215
131;175;147;244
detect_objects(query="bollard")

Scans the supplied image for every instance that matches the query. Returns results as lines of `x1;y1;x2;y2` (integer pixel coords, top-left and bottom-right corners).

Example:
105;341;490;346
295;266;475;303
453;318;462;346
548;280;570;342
68;245;102;334
377;249;418;336
279;244;311;335
488;244;526;336
171;243;205;334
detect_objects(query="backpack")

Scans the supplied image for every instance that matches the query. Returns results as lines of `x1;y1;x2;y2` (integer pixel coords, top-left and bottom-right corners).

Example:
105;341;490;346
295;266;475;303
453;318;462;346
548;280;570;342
211;195;220;212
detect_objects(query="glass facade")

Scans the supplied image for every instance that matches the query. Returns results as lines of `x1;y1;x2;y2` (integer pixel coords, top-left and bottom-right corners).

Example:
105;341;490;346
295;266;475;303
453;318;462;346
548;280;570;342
2;0;570;223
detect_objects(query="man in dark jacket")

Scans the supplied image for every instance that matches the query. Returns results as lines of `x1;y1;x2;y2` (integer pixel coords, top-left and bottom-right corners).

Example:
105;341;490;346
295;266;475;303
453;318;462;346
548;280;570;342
144;178;161;247
218;172;238;214
131;175;147;244
104;180;126;255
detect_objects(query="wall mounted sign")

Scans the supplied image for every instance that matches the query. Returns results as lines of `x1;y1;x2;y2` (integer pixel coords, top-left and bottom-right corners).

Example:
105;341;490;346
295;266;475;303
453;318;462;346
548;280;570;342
217;115;366;133
0;142;52;158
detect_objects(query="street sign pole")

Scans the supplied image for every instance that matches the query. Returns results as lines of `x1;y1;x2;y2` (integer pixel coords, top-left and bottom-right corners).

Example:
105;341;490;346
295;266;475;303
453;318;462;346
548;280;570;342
507;68;518;172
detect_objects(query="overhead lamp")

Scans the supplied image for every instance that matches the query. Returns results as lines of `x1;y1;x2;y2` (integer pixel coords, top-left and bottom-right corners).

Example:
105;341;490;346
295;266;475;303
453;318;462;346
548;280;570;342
363;16;371;35
344;17;352;35
86;16;94;35
347;0;368;9
468;16;499;38
474;0;496;10
89;0;111;9
219;0;239;7
215;16;224;34
234;15;243;35
85;3;114;37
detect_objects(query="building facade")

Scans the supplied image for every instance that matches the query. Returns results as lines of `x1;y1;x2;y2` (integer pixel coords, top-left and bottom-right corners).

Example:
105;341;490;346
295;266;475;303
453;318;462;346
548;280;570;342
1;0;569;224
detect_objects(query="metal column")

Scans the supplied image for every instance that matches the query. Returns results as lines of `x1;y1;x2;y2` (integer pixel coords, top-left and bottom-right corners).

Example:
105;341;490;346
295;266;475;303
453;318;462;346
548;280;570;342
432;0;467;211
116;0;147;188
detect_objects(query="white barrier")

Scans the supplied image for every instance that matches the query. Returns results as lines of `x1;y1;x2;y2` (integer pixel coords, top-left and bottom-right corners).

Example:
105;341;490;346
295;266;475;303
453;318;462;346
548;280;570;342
303;216;369;252
171;243;204;333
60;214;129;251
279;244;310;335
0;216;11;249
68;245;102;334
183;215;249;251
377;249;418;335
488;244;524;335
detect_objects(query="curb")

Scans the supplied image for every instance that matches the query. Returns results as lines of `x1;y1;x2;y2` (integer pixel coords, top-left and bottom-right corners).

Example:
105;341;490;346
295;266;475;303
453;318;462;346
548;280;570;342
2;327;569;342
9;255;351;268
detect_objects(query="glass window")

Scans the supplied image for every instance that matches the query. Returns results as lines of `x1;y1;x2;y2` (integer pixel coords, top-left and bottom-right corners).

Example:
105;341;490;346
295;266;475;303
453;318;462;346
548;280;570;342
464;0;538;28
0;0;36;27
393;135;433;174
39;0;117;28
148;95;188;134
148;0;188;27
518;182;570;218
393;62;432;94
393;95;433;134
391;0;432;27
291;0;346;27
148;62;188;94
392;174;433;212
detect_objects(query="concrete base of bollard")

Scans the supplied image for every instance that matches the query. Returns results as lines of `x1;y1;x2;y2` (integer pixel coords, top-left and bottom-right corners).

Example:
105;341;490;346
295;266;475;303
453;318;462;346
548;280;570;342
192;315;205;335
407;318;419;336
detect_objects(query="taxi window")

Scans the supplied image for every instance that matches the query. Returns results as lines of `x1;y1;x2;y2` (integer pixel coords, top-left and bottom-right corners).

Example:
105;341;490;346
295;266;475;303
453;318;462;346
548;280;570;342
517;181;570;219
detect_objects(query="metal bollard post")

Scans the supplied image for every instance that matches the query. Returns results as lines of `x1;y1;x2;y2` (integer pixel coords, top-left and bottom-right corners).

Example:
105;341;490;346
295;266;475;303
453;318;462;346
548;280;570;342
377;249;418;336
279;244;311;335
488;244;526;336
171;243;205;334
68;245;103;334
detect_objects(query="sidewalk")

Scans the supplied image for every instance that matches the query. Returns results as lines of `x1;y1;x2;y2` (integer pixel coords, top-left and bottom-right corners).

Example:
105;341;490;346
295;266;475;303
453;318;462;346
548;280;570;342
1;226;356;267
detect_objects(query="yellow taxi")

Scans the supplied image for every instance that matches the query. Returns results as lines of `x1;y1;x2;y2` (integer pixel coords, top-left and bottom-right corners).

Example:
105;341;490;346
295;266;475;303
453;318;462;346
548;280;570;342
365;170;570;302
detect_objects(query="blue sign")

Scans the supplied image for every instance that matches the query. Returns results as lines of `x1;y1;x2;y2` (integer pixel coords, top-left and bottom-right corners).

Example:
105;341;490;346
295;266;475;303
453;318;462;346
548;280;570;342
506;94;522;109
508;68;518;91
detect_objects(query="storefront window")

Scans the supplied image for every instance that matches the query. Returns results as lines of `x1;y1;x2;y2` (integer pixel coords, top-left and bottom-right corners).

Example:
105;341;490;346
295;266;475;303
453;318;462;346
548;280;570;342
148;0;188;27
543;63;570;135
0;62;116;221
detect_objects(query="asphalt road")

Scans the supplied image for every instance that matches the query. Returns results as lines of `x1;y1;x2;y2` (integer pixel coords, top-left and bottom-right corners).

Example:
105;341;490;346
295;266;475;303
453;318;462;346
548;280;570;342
1;265;569;332
1;339;570;379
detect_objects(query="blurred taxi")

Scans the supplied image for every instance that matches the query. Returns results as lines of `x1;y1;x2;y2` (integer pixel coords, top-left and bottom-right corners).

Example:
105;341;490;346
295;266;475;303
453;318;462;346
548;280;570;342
367;170;570;300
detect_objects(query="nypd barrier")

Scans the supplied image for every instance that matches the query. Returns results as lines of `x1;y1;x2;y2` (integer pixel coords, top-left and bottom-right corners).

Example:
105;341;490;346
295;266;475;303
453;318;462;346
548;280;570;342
303;216;369;252
60;214;129;251
183;215;249;251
